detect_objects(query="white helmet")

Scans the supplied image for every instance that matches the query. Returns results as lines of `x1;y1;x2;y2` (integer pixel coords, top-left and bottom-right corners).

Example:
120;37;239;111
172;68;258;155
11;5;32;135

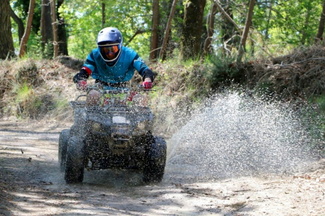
97;27;123;63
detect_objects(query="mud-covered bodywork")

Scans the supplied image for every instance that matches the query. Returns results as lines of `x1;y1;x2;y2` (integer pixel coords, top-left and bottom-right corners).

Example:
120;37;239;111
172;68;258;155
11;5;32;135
59;87;166;184
72;102;154;169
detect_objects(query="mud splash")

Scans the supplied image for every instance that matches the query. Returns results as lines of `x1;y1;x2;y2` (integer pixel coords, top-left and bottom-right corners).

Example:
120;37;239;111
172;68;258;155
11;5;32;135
165;91;319;182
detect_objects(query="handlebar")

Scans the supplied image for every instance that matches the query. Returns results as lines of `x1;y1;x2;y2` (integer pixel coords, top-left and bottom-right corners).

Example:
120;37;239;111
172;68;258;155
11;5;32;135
73;84;153;107
85;84;153;94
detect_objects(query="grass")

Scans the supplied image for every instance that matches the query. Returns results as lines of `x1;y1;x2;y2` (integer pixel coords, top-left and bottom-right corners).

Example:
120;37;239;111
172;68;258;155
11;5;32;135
15;83;33;103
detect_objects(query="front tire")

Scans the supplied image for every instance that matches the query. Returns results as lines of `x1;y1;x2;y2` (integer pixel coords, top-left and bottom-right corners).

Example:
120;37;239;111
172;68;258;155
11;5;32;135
58;129;70;172
64;136;85;184
143;137;167;183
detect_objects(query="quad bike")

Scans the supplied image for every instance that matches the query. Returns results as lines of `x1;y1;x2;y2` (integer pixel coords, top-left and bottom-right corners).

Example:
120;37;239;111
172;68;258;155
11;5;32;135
58;85;167;184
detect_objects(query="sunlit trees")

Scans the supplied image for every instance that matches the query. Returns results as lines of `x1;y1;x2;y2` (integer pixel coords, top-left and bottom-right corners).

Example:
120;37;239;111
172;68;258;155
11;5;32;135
3;0;325;61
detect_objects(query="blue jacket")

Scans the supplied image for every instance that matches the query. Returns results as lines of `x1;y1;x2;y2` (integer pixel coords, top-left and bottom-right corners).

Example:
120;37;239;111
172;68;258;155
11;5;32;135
76;46;152;84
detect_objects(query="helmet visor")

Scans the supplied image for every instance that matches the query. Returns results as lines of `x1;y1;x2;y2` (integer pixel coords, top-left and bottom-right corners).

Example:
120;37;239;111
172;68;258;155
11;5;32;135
102;45;119;54
99;43;120;60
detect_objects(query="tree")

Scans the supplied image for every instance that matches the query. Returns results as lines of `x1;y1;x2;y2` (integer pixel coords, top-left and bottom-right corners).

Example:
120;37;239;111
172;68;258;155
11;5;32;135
40;0;53;58
315;0;325;42
181;0;207;60
160;0;178;61
0;0;15;59
19;0;36;58
237;0;255;63
300;0;313;45
215;0;240;55
10;6;25;44
260;0;275;47
204;0;218;54
101;1;106;28
51;0;59;57
150;0;160;62
57;0;68;55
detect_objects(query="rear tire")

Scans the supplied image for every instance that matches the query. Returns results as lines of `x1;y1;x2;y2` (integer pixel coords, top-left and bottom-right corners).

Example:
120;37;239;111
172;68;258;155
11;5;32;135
143;136;167;183
64;136;85;184
58;129;70;172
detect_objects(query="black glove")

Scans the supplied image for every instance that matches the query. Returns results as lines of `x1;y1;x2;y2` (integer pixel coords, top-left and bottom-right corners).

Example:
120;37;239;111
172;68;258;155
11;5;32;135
73;68;89;83
143;69;155;82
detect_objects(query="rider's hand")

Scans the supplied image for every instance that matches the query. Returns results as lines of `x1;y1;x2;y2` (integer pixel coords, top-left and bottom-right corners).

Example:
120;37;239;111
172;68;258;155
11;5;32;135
142;78;152;89
77;80;87;91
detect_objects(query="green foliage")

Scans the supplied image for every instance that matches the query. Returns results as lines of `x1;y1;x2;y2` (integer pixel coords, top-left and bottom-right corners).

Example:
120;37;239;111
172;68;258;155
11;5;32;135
205;55;242;89
26;33;44;59
59;0;152;59
253;0;322;48
12;0;41;34
14;83;32;104
12;83;40;118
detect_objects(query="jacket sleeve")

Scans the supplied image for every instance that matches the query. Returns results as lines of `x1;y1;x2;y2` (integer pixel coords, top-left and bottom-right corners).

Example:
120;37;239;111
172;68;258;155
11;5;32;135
132;54;155;81
73;52;96;83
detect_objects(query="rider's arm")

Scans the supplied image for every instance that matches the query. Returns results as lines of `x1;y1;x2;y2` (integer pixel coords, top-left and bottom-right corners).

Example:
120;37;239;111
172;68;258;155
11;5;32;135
132;54;155;81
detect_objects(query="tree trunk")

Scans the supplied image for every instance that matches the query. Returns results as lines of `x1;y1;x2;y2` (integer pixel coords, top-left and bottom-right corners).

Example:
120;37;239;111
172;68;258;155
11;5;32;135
150;0;160;62
204;0;218;54
301;2;312;45
181;0;207;60
102;1;106;28
263;0;274;44
0;0;15;59
57;0;68;55
315;0;325;43
41;0;53;58
51;0;59;58
10;6;25;44
159;0;178;61
215;1;239;30
237;0;255;63
216;0;240;55
19;0;36;58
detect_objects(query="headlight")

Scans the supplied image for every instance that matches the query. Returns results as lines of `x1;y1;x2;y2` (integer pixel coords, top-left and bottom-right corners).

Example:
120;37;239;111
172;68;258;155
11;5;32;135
112;115;130;124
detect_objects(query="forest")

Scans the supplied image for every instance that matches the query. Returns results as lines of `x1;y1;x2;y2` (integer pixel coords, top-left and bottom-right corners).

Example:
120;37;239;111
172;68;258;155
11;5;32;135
1;0;325;62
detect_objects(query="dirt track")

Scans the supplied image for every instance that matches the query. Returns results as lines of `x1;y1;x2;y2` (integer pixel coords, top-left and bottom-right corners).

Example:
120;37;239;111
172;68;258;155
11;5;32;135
0;120;324;216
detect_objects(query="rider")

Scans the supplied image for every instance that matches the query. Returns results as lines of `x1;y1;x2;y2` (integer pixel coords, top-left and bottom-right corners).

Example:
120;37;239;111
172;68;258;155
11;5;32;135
73;27;155;104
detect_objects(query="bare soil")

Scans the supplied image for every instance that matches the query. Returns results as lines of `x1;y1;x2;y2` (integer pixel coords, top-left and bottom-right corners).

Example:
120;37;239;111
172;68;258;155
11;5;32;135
0;120;324;216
